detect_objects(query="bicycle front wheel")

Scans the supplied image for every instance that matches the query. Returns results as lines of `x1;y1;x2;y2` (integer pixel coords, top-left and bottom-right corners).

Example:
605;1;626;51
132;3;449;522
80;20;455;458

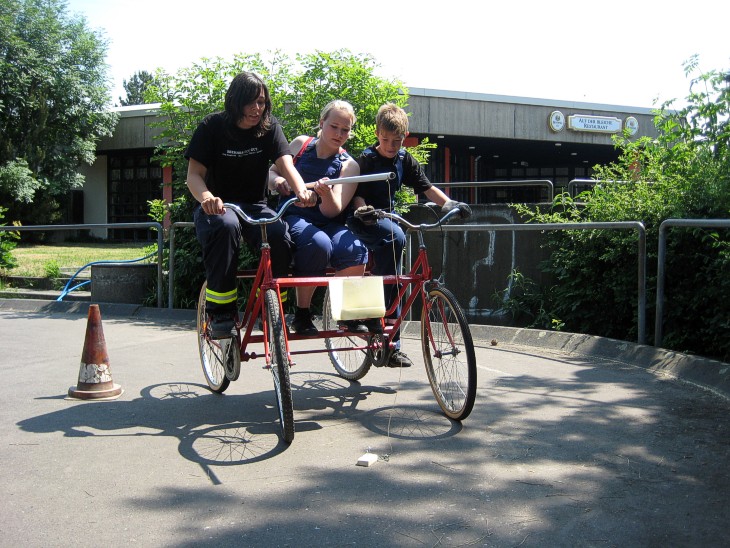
197;281;235;393
264;289;295;443
421;285;477;420
323;289;372;380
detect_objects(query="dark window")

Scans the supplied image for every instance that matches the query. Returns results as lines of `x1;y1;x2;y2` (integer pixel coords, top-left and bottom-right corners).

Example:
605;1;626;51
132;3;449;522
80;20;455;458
107;151;162;241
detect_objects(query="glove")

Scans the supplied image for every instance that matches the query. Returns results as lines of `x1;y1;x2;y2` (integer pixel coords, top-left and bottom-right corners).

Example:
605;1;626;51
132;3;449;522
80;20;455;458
441;200;472;220
354;205;378;226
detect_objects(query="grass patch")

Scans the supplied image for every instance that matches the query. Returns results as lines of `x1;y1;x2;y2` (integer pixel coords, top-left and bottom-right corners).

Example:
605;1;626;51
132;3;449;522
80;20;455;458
1;243;153;278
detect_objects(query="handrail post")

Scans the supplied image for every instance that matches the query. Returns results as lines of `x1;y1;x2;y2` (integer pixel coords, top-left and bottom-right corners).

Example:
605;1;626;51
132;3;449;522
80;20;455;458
155;223;163;308
637;222;646;345
655;222;668;346
169;224;177;310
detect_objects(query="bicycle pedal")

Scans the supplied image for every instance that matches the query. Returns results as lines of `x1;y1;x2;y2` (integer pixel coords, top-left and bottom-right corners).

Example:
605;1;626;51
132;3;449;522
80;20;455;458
222;339;241;381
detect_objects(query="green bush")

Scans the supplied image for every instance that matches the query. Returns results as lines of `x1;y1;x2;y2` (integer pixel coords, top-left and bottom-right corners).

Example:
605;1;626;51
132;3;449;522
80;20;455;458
513;58;730;361
0;206;19;270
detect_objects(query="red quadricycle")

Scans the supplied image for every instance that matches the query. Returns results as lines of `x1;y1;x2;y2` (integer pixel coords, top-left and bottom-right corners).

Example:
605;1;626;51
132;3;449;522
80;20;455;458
196;174;477;444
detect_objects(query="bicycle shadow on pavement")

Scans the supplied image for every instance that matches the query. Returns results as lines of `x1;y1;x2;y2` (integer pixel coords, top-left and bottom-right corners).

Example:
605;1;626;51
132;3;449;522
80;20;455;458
288;370;396;418
16;376;408;476
289;370;463;442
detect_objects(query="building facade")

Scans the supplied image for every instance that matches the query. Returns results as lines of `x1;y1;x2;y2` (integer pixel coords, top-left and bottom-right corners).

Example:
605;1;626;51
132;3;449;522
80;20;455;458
83;88;659;239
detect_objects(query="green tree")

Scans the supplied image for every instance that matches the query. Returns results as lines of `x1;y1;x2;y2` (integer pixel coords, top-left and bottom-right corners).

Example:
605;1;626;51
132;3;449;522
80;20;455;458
280;50;407;153
513;57;730;361
145;49;414;308
119;70;157;106
0;206;19;270
0;0;118;225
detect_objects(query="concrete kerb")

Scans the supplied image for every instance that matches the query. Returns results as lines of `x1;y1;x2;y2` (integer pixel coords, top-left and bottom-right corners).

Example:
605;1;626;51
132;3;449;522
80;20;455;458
401;321;730;401
2;298;727;401
0;298;195;324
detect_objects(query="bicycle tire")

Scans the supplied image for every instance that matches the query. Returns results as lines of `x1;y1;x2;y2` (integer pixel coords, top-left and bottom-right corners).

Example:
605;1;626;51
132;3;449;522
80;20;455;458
421;285;477;420
322;289;372;380
264;289;295;443
197;281;234;393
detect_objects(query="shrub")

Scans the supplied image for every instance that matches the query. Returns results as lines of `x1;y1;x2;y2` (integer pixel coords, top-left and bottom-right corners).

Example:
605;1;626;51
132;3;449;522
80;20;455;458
514;58;730;361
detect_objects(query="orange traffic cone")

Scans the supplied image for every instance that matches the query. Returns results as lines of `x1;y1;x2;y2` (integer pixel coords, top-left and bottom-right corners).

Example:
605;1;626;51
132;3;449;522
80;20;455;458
68;304;123;400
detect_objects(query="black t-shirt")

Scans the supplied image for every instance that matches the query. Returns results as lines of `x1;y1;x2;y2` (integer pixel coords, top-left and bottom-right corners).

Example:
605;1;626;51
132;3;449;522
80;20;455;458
185;112;291;204
355;144;432;210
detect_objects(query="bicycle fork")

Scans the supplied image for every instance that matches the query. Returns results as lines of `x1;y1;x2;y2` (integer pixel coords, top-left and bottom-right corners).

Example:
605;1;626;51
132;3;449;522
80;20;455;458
423;283;461;359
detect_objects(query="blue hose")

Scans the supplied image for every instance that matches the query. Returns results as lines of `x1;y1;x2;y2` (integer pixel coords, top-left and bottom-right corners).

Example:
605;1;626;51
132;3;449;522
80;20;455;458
56;252;157;302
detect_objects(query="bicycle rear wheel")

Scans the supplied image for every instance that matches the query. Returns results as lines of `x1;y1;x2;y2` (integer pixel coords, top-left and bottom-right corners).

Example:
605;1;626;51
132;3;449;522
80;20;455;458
323;289;372;380
197;281;236;393
264;289;295;443
421;285;477;420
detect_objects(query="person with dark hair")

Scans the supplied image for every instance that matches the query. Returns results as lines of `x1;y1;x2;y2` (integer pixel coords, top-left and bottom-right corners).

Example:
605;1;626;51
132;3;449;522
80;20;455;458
185;71;316;339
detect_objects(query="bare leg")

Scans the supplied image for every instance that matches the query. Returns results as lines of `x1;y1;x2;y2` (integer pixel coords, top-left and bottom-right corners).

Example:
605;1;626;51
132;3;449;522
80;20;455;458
336;265;366;277
296;285;317;308
295;265;365;308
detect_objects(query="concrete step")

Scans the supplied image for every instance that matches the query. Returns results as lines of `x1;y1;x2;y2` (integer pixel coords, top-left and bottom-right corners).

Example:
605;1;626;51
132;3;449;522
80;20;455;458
59;267;91;277
0;287;91;302
2;275;89;290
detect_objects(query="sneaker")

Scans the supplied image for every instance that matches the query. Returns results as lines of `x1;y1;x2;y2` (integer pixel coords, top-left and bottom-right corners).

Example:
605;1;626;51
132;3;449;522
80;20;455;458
339;320;369;333
292;308;318;336
387;350;413;368
209;313;236;339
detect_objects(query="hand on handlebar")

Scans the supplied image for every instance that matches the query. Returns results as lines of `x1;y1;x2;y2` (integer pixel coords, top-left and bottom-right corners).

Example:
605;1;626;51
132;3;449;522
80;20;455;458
441;199;472;220
354;204;379;226
273;177;292;196
201;195;225;215
295;187;318;207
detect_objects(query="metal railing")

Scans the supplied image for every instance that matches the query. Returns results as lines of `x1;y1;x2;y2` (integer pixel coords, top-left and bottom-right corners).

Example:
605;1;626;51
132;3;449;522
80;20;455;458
567;179;651;199
408;220;647;345
0;223;164;307
437;180;554;203
567;178;600;197
170;217;646;343
654;219;730;347
9;216;727;348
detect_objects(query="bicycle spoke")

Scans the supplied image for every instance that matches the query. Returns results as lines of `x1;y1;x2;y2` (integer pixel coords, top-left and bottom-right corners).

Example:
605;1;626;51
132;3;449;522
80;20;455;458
421;286;477;420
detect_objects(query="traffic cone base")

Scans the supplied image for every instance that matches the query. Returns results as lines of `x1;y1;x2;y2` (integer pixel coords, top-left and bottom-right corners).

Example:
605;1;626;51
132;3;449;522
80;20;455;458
67;383;123;400
68;304;123;401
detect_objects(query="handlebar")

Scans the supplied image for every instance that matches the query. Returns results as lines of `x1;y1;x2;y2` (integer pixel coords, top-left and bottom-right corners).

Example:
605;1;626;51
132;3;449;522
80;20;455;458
223;199;299;226
226;172;396;225
360;206;466;231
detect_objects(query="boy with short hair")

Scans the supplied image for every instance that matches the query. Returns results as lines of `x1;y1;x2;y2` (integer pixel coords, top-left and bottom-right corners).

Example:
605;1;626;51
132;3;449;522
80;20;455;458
348;103;470;367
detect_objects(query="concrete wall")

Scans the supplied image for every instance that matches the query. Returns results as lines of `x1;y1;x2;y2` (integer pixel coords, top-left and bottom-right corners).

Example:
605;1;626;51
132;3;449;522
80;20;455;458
99;91;660;154
78;155;108;239
406;89;660;143
406;204;552;327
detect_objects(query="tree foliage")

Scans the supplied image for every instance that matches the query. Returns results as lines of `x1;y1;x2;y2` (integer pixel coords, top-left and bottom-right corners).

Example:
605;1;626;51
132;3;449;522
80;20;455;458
144;49;418;308
0;0;118;224
513;57;730;361
119;70;157;106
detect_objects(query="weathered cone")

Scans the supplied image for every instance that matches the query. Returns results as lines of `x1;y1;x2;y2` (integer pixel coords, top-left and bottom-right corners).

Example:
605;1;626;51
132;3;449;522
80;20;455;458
68;304;123;400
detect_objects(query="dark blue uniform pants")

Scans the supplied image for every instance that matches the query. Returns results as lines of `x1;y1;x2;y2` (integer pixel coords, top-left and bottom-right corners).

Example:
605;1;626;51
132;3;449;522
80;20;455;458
194;203;292;314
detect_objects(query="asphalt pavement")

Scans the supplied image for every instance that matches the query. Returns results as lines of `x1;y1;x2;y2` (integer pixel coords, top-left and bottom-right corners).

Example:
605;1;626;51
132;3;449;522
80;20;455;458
0;298;728;547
